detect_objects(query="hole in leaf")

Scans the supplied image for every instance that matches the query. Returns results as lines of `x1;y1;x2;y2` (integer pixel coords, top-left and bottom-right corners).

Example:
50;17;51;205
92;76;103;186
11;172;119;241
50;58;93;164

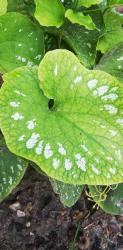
48;99;55;111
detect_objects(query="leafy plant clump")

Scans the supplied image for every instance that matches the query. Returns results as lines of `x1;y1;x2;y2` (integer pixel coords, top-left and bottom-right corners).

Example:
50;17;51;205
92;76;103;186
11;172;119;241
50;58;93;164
0;0;123;214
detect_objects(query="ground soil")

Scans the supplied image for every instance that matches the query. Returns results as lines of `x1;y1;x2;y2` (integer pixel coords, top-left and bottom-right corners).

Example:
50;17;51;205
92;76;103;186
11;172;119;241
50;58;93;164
0;167;123;250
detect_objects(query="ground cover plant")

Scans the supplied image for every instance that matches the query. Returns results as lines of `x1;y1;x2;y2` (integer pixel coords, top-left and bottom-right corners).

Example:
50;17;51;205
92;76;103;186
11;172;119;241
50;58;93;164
0;0;123;216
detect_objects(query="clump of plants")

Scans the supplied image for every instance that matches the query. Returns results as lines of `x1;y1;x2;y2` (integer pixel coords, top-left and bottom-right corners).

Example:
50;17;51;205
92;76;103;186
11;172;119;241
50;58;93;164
0;0;123;215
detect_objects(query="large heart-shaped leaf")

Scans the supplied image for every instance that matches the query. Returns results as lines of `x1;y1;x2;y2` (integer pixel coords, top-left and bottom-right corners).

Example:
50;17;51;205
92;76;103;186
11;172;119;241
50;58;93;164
65;9;96;30
50;179;83;207
34;0;65;28
1;50;123;185
0;136;27;201
97;8;123;53
0;12;44;73
0;0;7;16
96;43;123;82
89;184;123;215
78;0;103;8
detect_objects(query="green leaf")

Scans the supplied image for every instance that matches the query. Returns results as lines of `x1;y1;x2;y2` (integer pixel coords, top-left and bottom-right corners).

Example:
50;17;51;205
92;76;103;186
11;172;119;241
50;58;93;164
50;179;83;207
0;136;27;202
96;43;123;82
62;21;99;68
97;8;123;53
108;0;123;6
0;12;44;74
78;0;103;8
89;184;123;215
65;9;96;30
0;0;7;16
1;50;123;185
99;0;108;11
7;0;35;16
34;0;65;28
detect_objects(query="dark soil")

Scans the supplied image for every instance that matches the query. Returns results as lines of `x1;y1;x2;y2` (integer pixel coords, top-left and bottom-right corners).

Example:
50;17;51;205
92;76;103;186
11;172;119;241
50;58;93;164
0;167;123;250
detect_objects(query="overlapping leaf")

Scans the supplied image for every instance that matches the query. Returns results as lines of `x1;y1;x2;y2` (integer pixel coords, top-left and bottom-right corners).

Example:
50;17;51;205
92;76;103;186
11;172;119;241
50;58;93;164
97;8;123;53
0;12;44;73
0;0;7;16
78;0;103;8
0;136;27;201
50;179;83;207
96;43;123;82
108;0;123;6
7;0;35;16
65;9;96;30
62;21;99;68
1;50;123;185
89;184;123;215
34;0;65;28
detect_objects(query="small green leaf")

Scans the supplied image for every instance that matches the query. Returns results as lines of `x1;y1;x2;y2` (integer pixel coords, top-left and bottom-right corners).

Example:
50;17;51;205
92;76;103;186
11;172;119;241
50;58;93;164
1;50;123;185
0;0;7;16
0;12;44;73
97;8;123;53
65;9;96;30
34;0;65;28
78;0;103;8
0;136;27;201
96;43;123;82
108;0;123;6
89;184;123;215
50;179;83;207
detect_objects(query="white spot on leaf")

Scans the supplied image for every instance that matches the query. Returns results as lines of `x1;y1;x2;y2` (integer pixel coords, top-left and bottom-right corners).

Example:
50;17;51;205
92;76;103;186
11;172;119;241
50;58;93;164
35;140;43;155
75;154;86;172
101;93;118;101
93;85;109;97
64;159;72;170
26;133;40;149
27;119;36;130
103;104;117;114
87;79;98;89
53;158;60;169
11;112;24;120
58;143;66;155
44;143;53;159
10;101;20;107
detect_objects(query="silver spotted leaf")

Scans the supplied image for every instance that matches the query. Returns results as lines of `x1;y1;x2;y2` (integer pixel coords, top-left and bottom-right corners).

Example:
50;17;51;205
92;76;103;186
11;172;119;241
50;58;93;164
0;136;27;201
1;50;123;185
89;184;123;215
62;21;100;68
50;179;83;207
0;12;44;73
96;43;123;82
